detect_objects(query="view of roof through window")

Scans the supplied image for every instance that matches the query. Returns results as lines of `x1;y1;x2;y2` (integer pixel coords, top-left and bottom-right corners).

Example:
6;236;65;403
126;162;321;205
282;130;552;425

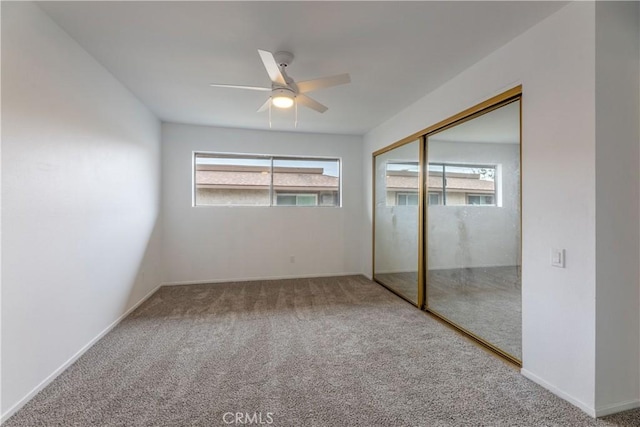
197;156;340;177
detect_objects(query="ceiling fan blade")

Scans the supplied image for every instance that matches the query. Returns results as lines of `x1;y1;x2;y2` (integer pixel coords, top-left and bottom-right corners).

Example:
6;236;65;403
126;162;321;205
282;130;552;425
257;98;271;113
258;49;287;86
210;83;271;91
297;94;328;113
296;73;351;93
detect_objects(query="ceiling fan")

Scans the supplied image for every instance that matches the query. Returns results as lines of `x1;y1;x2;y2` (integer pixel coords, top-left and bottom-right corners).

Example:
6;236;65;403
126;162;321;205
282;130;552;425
210;50;350;115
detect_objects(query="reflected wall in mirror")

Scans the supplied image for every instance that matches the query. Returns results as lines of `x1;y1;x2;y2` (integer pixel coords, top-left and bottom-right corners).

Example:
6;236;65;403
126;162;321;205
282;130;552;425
426;99;521;360
374;139;420;305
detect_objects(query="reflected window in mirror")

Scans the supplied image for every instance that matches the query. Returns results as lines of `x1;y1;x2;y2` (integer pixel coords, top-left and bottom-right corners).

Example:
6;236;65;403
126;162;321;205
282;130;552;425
385;161;419;207
427;163;498;207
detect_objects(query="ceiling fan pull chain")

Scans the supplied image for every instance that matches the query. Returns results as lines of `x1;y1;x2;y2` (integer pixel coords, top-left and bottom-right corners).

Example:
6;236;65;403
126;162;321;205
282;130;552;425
295;98;298;128
269;99;272;129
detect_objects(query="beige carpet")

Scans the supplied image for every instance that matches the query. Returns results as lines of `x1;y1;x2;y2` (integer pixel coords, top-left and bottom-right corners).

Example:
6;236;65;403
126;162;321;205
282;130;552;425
5;275;640;426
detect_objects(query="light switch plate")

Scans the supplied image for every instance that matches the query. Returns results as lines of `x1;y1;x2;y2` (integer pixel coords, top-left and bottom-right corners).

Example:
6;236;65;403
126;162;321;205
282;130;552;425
551;248;565;268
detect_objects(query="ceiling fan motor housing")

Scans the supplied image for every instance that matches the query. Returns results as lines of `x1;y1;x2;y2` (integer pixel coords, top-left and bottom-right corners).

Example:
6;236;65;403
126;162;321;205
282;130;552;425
274;51;294;68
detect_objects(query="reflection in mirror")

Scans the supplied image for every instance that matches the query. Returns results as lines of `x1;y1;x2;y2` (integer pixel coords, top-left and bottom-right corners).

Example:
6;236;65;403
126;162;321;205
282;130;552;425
374;140;420;304
426;100;521;360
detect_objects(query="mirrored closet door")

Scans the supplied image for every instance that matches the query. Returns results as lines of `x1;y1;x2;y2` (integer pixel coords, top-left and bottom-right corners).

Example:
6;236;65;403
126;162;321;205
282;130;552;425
426;99;522;361
372;88;521;364
373;139;422;306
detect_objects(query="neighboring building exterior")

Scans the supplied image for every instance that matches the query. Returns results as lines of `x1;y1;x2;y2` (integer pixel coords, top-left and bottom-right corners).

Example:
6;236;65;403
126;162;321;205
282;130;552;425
195;164;340;206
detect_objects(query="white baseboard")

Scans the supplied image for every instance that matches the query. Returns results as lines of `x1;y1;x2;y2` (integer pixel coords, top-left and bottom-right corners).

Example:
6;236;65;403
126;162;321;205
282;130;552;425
0;283;162;425
521;369;597;417
522;369;640;417
594;399;640;417
162;272;365;287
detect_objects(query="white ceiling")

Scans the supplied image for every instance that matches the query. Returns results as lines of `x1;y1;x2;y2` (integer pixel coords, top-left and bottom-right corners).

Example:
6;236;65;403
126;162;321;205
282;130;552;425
38;1;566;135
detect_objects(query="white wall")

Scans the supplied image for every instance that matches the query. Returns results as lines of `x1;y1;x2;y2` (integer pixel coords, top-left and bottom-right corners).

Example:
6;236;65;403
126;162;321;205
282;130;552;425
364;1;600;415
594;0;640;415
161;123;363;284
1;2;162;420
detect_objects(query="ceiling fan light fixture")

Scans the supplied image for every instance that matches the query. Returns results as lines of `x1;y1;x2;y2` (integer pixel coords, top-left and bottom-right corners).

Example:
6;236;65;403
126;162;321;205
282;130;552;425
271;88;295;109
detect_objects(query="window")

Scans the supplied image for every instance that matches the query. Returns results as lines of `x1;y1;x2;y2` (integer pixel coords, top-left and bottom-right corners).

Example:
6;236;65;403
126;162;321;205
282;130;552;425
428;192;442;206
467;194;495;206
320;192;338;206
396;192;419;206
428;163;496;206
276;194;318;206
194;153;340;207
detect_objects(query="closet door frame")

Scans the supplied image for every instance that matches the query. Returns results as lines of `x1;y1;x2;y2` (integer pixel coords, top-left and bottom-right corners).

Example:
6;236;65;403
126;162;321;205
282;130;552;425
371;85;522;366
